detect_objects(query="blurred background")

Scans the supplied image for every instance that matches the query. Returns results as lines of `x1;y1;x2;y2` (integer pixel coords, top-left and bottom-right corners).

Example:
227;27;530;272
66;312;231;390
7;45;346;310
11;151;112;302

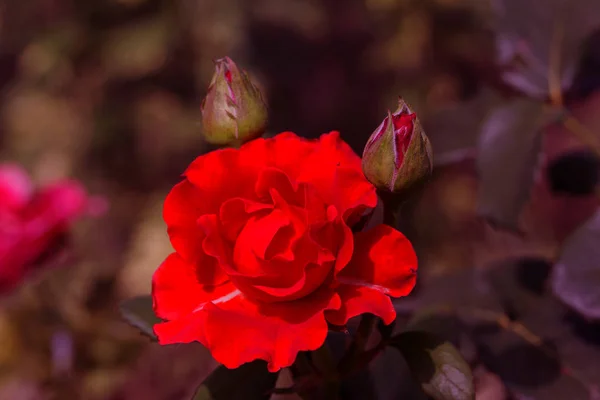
1;0;600;399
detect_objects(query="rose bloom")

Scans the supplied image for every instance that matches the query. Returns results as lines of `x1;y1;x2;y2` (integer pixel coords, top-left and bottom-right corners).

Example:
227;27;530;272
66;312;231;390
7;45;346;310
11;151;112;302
152;132;418;371
0;164;94;293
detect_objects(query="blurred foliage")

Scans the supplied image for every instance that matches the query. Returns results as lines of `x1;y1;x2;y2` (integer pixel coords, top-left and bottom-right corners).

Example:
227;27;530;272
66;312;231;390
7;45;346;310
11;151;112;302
0;0;600;399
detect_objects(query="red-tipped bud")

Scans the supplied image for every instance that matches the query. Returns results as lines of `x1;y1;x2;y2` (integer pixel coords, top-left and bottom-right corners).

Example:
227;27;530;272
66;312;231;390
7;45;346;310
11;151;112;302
200;57;268;145
362;98;433;193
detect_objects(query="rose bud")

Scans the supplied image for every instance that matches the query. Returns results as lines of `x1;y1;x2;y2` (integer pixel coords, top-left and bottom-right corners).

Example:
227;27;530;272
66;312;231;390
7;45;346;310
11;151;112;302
361;98;433;194
200;57;268;146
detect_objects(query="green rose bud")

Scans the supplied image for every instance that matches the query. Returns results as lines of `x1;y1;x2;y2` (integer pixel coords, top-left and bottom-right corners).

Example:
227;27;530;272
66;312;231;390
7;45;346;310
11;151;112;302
200;57;268;146
362;98;433;194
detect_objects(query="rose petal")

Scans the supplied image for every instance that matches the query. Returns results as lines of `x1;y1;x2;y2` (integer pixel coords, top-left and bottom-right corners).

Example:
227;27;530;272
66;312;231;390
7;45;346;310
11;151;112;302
163;180;208;264
267;132;320;179
296;132;377;224
333;167;378;226
0;178;91;293
23;181;87;229
326;224;417;325
325;285;396;325
337;224;417;297
233;209;293;275
219;197;272;241
184;149;246;204
184;145;264;210
152;253;234;320
198;214;247;281
0;164;33;210
309;206;353;272
153;312;208;344
255;168;299;205
155;287;341;372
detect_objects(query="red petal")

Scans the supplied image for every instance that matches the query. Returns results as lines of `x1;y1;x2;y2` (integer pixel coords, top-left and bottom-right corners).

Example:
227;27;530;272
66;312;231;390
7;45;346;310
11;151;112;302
333;167;378;226
164;180;206;263
266;132;320;180
326;225;417;326
309;206;354;273
154;311;208;344
245;264;329;302
219;197;272;242
183;135;283;208
0;181;88;283
156;287;341;372
233;209;293;275
198;214;235;274
0;164;33;210
242;235;333;301
184;148;261;210
255;167;299;205
325;284;396;325
296;132;377;224
335;221;354;272
338;224;417;297
152;253;234;320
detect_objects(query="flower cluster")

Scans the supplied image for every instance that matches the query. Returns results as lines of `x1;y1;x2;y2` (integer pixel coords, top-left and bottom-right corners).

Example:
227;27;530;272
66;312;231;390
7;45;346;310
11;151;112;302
151;58;432;372
0;165;98;293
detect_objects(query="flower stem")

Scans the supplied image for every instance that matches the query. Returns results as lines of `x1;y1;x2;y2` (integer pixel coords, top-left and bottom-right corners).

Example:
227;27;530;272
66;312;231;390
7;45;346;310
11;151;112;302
378;191;400;228
337;313;376;375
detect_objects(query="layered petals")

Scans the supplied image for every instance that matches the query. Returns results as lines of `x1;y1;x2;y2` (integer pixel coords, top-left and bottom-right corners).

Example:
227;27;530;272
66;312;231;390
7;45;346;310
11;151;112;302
184;147;261;208
296;132;377;223
153;131;418;372
326;285;396;325
152;253;234;320
155;287;341;372
0;165;33;210
326;224;417;326
163;180;210;265
0;167;96;293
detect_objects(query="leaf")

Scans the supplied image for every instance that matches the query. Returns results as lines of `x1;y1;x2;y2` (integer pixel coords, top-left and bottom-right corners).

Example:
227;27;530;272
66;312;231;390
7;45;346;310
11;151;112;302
491;0;600;98
390;331;475;400
191;360;279;400
552;209;600;320
119;295;161;340
476;98;557;231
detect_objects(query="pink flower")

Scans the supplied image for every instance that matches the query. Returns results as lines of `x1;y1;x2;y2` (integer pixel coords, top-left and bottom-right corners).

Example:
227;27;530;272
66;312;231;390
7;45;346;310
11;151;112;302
0;164;102;293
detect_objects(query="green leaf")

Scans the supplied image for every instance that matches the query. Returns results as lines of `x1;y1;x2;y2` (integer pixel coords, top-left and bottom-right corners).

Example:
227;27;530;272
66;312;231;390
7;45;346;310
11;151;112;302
191;360;279;400
118;295;161;340
552;209;600;320
390;331;474;400
476;99;559;231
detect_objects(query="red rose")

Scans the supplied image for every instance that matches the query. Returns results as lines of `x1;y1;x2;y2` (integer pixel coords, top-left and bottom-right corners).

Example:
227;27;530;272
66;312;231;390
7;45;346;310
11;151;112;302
152;132;418;372
0;164;96;292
